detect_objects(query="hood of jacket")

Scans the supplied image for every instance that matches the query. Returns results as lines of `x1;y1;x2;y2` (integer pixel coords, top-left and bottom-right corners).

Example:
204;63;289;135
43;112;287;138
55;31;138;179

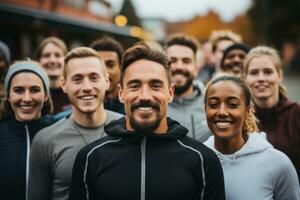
205;132;272;163
104;117;188;141
170;84;202;107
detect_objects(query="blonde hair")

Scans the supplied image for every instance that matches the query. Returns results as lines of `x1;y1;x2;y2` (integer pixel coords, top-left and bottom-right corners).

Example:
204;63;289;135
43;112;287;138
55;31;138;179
243;46;288;97
210;30;242;52
64;47;106;78
35;37;68;60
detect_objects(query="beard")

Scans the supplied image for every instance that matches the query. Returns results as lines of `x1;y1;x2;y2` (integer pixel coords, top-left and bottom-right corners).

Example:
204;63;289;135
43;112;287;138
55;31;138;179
129;100;162;136
172;69;194;95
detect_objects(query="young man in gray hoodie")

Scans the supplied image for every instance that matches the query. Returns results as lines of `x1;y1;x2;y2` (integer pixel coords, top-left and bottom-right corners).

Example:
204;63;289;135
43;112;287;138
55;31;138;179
29;47;122;200
166;33;211;142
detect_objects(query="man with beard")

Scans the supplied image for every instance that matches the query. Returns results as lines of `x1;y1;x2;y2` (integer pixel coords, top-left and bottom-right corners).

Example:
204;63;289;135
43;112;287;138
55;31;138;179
220;43;250;77
29;47;122;200
166;33;211;142
69;42;226;200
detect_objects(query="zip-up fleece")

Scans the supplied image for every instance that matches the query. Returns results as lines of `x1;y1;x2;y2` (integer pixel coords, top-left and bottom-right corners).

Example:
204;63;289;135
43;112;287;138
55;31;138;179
168;84;211;142
69;117;225;200
0;115;54;200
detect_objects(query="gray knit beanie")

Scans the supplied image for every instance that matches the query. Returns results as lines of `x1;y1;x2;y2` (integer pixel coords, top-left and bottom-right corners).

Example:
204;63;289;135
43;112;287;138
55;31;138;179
4;61;50;97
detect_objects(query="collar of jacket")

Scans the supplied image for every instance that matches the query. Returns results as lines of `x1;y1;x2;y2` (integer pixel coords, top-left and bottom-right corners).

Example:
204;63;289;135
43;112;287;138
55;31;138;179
104;117;188;141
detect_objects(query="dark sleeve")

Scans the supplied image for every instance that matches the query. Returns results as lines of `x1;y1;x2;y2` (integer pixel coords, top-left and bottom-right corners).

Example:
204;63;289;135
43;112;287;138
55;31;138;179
29;132;52;200
203;150;226;200
68;148;90;200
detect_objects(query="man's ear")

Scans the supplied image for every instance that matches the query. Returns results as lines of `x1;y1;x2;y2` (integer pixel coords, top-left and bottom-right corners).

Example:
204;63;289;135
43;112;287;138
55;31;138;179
118;83;124;103
61;76;67;93
104;73;110;91
168;83;175;103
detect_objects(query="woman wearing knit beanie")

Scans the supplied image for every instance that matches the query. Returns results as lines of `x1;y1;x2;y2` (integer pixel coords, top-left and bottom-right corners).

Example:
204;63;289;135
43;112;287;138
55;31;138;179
0;61;55;200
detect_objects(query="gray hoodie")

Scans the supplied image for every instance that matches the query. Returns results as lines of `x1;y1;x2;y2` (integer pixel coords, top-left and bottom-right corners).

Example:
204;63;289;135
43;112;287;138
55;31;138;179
205;132;300;200
168;83;211;142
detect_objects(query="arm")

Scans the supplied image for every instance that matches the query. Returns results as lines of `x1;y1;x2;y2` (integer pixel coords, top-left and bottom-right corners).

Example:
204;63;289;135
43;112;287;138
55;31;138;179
202;151;226;200
28;131;53;200
274;152;300;200
68;149;90;200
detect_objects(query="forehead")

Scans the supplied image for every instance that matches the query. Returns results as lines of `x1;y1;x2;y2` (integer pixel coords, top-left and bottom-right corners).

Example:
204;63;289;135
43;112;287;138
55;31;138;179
66;56;105;76
97;51;119;61
42;42;64;53
167;45;195;58
248;55;275;69
207;81;244;99
10;72;43;87
123;59;168;84
216;40;234;51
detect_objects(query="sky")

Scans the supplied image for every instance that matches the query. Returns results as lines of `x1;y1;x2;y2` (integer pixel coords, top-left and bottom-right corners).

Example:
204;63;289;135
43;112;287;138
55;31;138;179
107;0;253;22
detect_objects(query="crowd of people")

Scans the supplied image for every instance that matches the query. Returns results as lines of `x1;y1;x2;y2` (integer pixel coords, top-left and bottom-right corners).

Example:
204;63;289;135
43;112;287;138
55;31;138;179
0;29;299;200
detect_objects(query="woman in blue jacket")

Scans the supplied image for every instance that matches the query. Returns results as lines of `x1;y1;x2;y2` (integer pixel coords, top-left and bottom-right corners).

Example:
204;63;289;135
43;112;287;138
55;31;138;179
0;61;54;200
204;75;300;200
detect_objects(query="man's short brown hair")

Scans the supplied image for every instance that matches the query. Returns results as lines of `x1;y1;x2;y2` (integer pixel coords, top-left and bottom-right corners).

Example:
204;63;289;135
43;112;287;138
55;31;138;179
64;47;106;78
35;37;68;60
120;42;171;86
165;33;200;54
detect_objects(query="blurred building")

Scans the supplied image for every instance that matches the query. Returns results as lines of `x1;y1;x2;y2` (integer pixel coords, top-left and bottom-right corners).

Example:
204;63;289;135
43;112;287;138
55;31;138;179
0;0;139;60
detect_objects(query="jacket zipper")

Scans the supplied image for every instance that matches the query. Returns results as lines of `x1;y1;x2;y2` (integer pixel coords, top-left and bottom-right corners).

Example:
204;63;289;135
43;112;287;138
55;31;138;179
25;125;30;200
140;137;146;200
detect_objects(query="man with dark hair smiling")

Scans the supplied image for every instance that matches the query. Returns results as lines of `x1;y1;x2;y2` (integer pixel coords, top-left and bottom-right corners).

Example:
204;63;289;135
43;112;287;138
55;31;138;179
166;33;211;142
69;42;225;200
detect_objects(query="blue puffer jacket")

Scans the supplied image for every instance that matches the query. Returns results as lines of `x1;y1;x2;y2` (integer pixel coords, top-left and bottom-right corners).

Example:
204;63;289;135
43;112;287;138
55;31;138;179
0;114;54;200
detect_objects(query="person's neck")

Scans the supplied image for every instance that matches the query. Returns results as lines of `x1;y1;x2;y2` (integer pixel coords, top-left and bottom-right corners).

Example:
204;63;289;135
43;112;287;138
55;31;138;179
106;89;118;100
73;105;107;128
254;93;279;109
215;133;246;154
175;85;194;99
50;78;61;89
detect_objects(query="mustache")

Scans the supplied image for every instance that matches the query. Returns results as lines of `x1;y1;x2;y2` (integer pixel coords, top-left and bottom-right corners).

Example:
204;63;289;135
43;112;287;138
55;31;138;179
171;69;190;77
130;100;160;112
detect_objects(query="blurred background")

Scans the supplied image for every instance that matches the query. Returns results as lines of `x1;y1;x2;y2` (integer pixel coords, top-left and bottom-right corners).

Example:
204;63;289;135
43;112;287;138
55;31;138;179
0;0;300;101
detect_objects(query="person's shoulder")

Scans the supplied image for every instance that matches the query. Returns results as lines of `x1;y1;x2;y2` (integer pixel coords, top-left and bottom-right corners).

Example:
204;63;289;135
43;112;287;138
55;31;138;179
77;135;121;159
106;110;123;121
33;117;72;142
178;136;219;161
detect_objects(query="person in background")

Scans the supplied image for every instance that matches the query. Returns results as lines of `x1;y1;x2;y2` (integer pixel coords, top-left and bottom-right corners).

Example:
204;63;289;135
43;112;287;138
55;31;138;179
244;45;300;181
69;42;225;200
0;40;11;117
0;61;54;200
204;75;300;200
220;43;249;77
165;33;211;142
29;47;122;200
35;36;69;114
196;38;215;84
90;36;125;114
210;30;242;77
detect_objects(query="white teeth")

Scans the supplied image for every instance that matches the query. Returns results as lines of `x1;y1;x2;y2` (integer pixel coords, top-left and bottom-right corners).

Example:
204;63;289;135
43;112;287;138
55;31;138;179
216;122;231;128
20;105;33;110
80;95;94;100
138;107;152;111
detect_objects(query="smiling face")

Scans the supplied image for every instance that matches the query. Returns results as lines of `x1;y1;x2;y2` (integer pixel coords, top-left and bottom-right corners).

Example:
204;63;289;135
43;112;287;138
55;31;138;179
205;80;248;142
39;42;65;81
167;45;195;96
61;57;109;116
245;55;282;107
119;59;174;134
223;49;247;77
97;50;120;97
8;72;48;122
